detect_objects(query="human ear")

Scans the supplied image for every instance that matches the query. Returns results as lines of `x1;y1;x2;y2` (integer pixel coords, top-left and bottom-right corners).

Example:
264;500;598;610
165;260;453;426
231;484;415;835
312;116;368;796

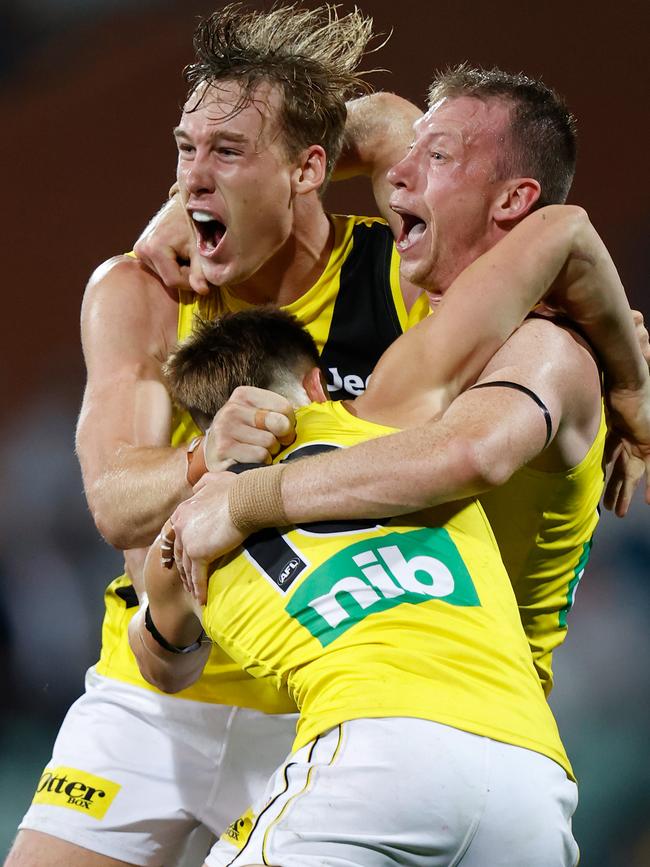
493;178;541;225
291;145;327;195
303;366;328;403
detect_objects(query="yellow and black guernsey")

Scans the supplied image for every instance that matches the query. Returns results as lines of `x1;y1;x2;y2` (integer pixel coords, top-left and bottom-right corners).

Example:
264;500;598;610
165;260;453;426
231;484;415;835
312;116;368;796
202;400;573;778
480;407;606;696
95;214;428;709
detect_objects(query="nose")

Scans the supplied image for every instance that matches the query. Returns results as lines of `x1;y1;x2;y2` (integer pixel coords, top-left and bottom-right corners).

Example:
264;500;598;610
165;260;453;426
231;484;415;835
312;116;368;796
387;148;416;191
181;152;215;197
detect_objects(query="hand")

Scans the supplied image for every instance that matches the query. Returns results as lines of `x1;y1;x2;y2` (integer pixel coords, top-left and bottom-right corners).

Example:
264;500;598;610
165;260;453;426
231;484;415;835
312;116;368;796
603;434;647;516
204;386;296;469
133;194;208;294
632;309;650;369
169;472;246;604
603;380;650;515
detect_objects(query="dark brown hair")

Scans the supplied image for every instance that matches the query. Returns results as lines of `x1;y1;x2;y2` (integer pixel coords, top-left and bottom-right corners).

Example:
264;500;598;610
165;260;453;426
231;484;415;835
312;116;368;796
428;64;577;206
164;307;321;426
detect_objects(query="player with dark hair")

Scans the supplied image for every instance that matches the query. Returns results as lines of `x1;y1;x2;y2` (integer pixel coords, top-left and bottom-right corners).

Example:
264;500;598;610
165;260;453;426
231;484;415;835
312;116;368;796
162;309;322;432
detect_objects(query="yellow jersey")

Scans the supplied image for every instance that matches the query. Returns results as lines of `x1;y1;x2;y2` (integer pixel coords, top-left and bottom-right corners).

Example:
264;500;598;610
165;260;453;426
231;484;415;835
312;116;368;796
480;407;606;695
95;215;427;708
203;400;572;778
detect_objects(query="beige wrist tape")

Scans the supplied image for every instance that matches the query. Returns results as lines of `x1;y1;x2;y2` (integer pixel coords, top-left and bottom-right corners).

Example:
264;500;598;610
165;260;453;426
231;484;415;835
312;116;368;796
228;464;288;535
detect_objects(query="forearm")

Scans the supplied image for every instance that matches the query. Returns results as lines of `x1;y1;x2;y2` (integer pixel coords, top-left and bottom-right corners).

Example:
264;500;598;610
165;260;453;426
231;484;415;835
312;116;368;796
83;444;191;549
335;93;420;178
239;425;495;528
284;430;477;521
334;92;421;228
130;538;208;693
552;216;648;391
130;602;209;694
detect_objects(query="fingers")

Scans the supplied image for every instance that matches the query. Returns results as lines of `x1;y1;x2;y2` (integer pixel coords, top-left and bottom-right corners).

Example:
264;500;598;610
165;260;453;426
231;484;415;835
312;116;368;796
205;386;297;466
160;520;176;569
188;251;210;296
191;561;209;606
145;247;190;291
603;470;621;513
254;409;296;447
604;446;646;517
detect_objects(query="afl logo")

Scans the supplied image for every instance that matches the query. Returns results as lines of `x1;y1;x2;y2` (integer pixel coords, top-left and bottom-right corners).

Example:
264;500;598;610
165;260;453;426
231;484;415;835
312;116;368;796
279;559;301;585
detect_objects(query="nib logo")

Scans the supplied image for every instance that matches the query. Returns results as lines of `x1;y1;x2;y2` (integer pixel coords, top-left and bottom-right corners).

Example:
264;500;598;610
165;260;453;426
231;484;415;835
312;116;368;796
286;527;480;646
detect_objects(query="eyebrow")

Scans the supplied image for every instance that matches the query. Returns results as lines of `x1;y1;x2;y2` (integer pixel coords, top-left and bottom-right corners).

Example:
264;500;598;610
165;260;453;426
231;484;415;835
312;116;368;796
172;127;249;144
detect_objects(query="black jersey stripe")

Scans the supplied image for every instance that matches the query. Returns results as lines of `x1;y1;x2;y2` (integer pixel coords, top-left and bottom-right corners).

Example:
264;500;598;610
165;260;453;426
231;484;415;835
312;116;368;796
320;221;402;401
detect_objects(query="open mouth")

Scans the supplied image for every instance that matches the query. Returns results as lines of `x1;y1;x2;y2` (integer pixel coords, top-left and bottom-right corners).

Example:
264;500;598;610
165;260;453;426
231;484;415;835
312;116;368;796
396;211;427;252
192;210;226;254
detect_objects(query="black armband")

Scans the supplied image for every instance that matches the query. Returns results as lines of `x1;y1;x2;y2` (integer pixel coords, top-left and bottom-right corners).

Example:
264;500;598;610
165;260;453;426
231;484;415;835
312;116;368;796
144;605;206;655
468;380;553;448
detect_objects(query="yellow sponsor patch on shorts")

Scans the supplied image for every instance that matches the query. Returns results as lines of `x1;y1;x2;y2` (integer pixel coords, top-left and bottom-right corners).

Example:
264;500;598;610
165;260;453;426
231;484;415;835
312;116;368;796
32;766;120;820
221;806;255;851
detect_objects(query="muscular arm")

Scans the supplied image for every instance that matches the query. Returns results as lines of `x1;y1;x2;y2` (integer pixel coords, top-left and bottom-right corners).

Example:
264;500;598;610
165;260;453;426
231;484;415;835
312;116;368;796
76;256;192;549
77;256;295;551
336;92;422;236
356;205;648;428
281;319;601;522
128;533;208;693
278;208;648;522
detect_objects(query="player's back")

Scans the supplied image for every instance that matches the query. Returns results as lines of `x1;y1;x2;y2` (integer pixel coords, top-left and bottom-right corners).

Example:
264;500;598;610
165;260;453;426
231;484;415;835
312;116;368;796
203;400;572;778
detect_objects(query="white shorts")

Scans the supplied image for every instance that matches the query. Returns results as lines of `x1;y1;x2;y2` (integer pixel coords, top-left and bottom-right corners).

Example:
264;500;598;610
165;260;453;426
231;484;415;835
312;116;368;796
206;717;579;867
19;667;297;867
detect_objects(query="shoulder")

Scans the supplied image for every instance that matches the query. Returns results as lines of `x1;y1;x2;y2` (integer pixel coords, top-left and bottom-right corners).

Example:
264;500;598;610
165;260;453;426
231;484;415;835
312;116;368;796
81;255;180;362
488;315;599;381
480;315;602;459
84;254;177;308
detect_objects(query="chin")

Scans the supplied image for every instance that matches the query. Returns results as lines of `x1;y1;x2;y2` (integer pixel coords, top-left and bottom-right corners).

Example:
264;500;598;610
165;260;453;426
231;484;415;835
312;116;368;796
200;260;234;287
399;257;432;290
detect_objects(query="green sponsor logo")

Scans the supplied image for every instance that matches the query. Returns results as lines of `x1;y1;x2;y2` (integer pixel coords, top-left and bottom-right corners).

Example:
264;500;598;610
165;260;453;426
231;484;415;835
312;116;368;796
286;527;480;646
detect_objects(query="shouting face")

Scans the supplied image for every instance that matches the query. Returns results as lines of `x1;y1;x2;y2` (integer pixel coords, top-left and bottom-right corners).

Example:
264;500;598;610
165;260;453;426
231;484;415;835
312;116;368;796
175;80;302;292
389;96;514;297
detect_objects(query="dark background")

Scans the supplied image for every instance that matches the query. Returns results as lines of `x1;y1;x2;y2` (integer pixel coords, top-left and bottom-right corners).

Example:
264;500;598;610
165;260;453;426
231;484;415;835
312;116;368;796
1;1;648;863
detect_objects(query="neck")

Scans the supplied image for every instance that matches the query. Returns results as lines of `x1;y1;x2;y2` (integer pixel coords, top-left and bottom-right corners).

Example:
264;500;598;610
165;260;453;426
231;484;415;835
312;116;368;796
426;222;509;306
228;196;333;306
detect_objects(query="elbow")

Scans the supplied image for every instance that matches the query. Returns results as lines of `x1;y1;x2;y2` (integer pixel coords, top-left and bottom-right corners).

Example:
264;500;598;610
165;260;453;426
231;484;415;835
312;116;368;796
140;660;205;695
142;670;186;695
451;436;516;495
89;487;154;550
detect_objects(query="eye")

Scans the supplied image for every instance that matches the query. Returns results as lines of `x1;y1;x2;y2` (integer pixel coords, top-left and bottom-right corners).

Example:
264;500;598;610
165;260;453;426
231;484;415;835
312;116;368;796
217;147;242;158
177;142;195;156
431;151;444;161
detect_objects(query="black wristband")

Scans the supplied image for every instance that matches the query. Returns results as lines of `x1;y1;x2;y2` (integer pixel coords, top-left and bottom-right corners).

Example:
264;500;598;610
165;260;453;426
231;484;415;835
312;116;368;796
144;605;206;655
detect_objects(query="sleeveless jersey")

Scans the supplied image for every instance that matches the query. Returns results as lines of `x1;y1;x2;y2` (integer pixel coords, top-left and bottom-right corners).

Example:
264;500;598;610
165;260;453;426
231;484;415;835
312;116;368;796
202;401;572;778
480;408;606;695
95;214;428;708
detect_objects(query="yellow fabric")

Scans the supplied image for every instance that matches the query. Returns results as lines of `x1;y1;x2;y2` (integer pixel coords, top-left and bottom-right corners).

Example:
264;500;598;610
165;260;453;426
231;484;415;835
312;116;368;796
202;401;572;778
177;214;412;353
480;407;606;695
96;215;423;709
